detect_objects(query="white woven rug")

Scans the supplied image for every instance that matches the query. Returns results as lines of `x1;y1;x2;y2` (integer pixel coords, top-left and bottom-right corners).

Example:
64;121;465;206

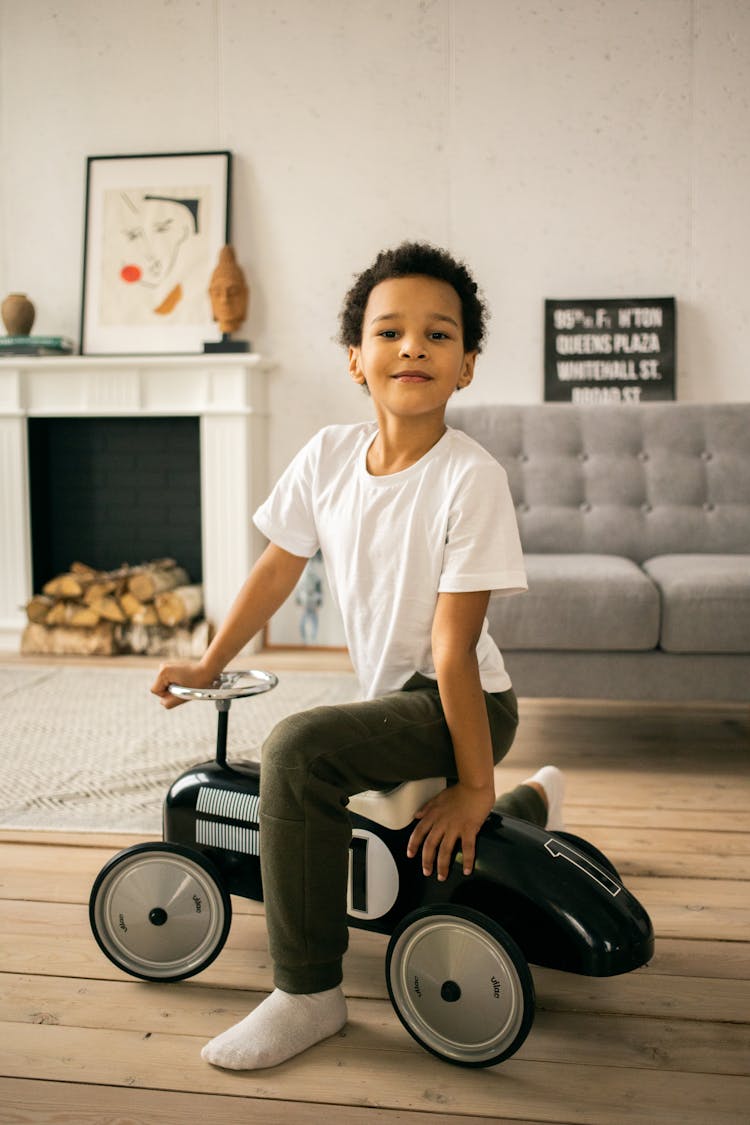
0;664;359;832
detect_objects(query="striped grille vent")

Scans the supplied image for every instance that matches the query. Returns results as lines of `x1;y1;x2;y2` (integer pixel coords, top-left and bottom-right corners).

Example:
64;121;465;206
195;784;261;857
196;819;260;856
197;786;260;823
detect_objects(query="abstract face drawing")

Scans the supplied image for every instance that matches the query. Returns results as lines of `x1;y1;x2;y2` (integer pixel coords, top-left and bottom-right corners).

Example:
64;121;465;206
99;188;210;324
119;193;199;289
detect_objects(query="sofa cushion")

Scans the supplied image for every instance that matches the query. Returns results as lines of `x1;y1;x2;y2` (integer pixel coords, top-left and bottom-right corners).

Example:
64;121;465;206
447;403;750;563
488;554;660;651
642;555;750;653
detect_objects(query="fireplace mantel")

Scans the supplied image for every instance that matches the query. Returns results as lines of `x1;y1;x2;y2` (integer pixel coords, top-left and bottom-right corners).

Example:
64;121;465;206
0;354;271;652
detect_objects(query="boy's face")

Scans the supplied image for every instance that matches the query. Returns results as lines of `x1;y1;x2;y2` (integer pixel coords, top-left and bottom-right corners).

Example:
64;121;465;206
348;275;476;421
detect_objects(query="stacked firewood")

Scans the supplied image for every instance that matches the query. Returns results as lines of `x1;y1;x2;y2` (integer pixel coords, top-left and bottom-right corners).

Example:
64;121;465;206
22;559;210;657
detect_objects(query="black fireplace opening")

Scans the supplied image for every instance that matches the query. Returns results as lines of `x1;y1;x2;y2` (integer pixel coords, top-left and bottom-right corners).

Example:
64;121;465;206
28;416;202;591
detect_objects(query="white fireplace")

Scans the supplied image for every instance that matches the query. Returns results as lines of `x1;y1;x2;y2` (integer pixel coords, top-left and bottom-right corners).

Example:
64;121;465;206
0;354;270;652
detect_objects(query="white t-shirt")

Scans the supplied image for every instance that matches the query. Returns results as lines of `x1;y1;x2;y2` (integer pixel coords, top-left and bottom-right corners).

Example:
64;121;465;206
254;422;527;699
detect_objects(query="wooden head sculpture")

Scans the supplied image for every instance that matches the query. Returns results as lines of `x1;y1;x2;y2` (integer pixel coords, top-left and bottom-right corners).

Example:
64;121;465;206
208;245;249;335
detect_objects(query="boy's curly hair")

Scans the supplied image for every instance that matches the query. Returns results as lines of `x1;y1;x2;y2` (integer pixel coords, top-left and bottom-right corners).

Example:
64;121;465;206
338;241;488;353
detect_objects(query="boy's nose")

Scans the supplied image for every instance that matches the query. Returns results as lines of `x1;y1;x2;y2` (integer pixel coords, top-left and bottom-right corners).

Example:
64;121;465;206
399;339;427;359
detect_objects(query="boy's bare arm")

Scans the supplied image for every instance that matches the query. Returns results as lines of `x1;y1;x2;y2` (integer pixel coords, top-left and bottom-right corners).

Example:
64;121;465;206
151;543;308;708
407;590;496;881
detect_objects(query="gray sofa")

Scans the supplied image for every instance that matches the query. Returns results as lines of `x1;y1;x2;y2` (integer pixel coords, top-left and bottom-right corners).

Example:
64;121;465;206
447;403;750;702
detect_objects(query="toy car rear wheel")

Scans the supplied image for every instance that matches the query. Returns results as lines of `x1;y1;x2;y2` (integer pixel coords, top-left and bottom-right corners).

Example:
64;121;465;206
386;904;534;1067
89;842;231;982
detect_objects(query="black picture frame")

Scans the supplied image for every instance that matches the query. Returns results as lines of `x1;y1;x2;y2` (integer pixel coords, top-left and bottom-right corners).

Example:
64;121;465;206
80;150;232;355
544;297;676;404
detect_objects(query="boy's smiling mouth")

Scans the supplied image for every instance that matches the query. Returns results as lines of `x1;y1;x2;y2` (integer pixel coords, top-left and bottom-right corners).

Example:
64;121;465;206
392;370;432;382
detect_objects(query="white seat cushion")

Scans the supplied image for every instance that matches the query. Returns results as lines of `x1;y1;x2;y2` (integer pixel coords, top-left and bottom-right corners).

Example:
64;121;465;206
347;777;446;831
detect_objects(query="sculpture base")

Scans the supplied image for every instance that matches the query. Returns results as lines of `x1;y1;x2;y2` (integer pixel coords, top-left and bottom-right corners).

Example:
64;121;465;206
204;335;251;353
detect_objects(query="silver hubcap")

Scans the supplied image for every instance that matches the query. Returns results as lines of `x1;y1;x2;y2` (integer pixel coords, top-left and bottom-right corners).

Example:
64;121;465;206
93;851;225;978
389;913;526;1064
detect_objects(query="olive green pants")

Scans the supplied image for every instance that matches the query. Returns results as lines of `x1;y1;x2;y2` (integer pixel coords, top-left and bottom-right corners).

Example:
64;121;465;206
259;674;545;993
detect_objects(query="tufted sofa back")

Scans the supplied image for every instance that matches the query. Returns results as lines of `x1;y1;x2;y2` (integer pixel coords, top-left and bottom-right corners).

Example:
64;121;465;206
447;403;750;564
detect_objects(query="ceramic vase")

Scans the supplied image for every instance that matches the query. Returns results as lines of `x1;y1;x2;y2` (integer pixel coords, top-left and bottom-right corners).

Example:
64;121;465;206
1;293;35;336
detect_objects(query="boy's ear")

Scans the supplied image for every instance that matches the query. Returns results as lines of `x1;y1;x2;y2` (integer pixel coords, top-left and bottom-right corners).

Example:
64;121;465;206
349;345;367;385
456;350;477;391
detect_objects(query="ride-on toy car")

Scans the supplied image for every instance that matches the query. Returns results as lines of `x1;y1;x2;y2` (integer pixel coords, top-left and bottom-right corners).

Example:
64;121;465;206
90;671;654;1068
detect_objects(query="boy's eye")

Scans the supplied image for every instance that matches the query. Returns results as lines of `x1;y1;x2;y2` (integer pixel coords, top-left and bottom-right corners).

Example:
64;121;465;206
430;331;450;340
378;330;398;339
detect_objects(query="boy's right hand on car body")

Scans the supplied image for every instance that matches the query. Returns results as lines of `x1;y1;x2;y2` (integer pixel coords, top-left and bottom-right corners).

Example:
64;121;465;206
150;660;219;709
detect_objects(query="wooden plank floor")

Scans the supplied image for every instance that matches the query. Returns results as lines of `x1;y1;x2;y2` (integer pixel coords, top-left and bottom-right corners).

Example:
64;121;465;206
1;689;749;1123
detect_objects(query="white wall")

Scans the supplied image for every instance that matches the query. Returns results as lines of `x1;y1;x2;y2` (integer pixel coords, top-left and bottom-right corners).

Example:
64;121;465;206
1;0;748;479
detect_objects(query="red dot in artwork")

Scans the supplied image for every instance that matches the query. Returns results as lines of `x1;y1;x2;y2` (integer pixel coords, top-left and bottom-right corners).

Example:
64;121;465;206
121;264;141;283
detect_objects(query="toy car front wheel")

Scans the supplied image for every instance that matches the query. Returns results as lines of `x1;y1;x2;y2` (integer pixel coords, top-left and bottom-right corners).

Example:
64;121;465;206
89;842;231;982
386;904;535;1067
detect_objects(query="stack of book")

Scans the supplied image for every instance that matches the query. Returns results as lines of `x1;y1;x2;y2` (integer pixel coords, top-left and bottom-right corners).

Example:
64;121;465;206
0;335;74;356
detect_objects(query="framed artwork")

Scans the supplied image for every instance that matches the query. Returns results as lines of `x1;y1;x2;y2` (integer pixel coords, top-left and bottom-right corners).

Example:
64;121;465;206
265;552;348;650
80;151;231;355
544;297;676;404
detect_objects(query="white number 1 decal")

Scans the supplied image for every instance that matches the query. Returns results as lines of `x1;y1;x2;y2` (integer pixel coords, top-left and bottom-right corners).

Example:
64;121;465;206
544;838;621;897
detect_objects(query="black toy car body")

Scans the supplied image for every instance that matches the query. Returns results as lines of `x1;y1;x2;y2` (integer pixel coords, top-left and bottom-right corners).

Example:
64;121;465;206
90;671;654;1067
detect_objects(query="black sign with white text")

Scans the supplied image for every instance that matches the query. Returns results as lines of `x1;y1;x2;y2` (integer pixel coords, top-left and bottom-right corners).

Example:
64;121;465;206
544;297;676;404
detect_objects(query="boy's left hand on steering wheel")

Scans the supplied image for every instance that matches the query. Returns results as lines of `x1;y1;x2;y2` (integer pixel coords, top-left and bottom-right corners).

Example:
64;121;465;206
407;782;496;882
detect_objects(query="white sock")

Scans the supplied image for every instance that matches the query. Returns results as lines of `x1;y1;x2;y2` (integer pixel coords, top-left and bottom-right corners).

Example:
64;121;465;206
201;986;348;1070
524;765;566;831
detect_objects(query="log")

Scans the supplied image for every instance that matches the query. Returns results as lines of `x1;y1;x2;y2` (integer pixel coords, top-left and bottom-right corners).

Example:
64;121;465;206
45;601;73;627
88;596;126;624
21;622;116;656
25;596;54;624
69;561;100;581
82;580;117;605
42;562;104;599
118;591;145;620
42;573;85;599
44;601;100;628
131;604;159;627
69;604;100;628
117;618;210;658
127;561;187;602
84;565;134;600
155;584;203;627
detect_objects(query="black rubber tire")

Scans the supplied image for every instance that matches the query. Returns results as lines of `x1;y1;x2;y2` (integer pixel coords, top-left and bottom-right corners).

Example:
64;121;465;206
386;904;535;1067
89;842;231;982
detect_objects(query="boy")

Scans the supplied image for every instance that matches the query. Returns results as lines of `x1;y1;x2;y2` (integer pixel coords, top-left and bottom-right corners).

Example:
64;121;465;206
151;242;564;1070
